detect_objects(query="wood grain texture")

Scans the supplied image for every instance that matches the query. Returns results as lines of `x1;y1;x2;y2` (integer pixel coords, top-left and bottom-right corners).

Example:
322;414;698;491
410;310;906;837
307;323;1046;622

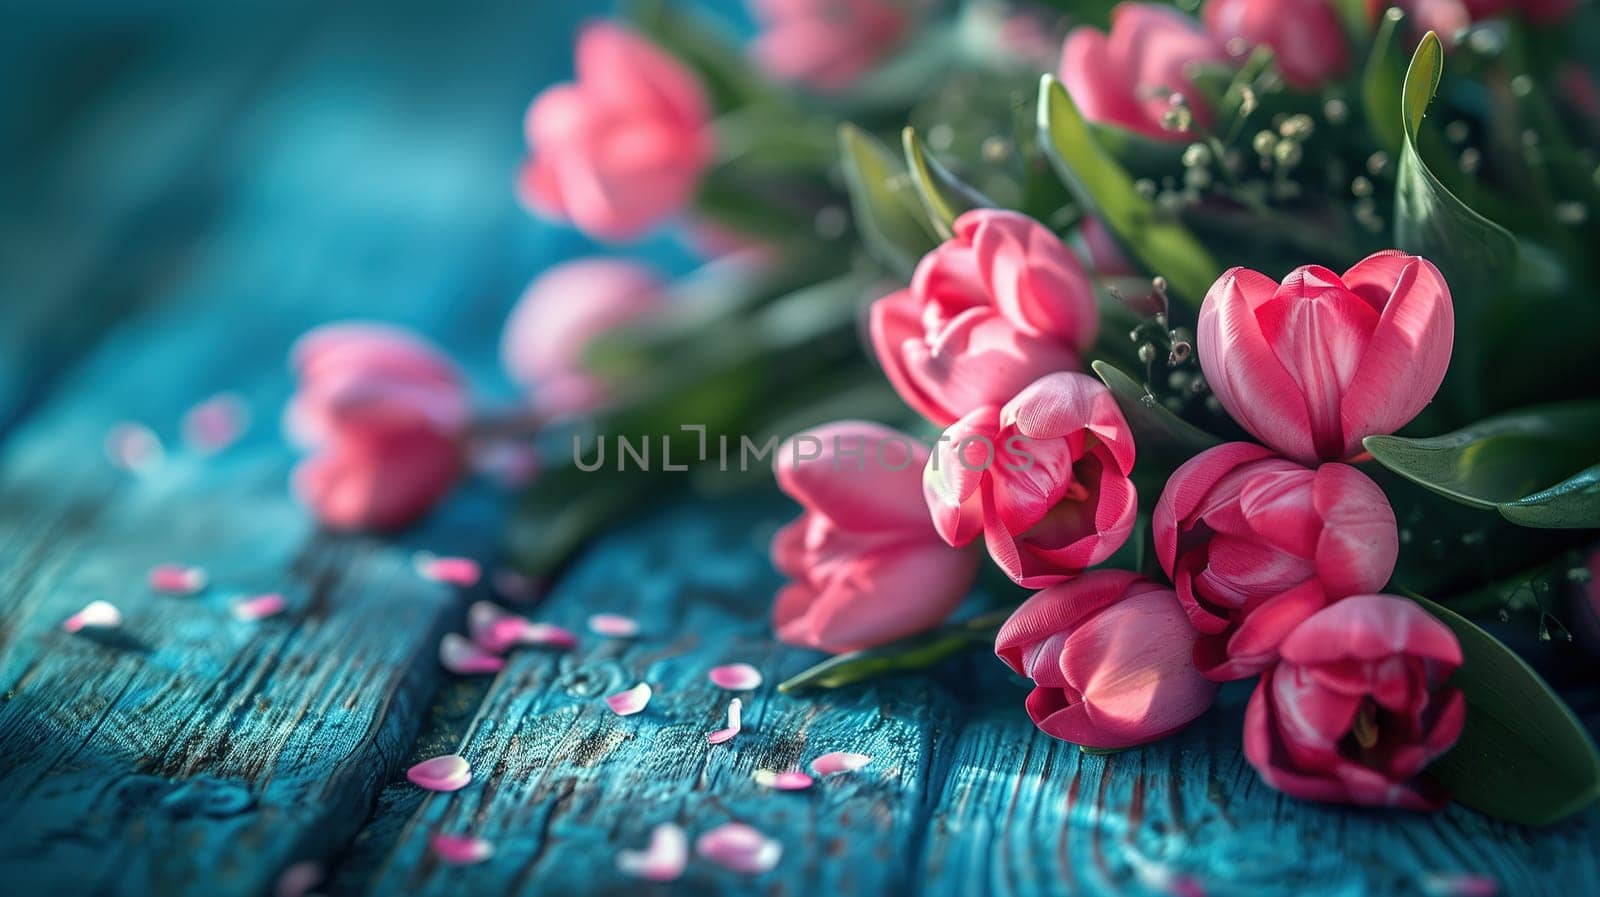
350;497;1600;897
0;0;608;893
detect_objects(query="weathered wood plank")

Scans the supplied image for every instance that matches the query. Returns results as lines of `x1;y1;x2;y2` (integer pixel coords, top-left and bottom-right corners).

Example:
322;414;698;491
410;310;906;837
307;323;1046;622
354;499;969;896
918;680;1600;897
356;494;1600;897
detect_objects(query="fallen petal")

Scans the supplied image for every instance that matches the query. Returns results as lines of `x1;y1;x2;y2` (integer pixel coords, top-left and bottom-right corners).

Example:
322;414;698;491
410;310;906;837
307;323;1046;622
521;622;578;650
708;663;763;690
274;861;323;897
616;823;688;882
467;601;521;653
695;822;782;874
63;600;122;633
183;392;251;454
606;682;652;716
149;564;208;596
588;613;639;638
440;633;505;675
430;833;494;865
752;770;813;791
415;554;482;587
105;422;164;474
1422;873;1499;897
232;593;287;622
707;698;742;744
810;751;871;776
467;601;577;654
407;754;471;791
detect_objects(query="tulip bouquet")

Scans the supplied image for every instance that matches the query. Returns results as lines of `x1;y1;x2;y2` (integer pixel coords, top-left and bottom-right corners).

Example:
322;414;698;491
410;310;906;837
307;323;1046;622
282;0;1600;828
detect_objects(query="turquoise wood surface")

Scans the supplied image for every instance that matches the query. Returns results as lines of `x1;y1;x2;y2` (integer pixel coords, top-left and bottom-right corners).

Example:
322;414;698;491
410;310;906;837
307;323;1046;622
1;2;1597;895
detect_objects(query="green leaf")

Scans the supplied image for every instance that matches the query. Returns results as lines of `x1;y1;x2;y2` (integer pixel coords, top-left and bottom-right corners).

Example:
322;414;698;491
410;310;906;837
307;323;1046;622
777;609;1006;692
901;126;991;239
1362;7;1409;156
839;123;940;278
1091;361;1222;471
1393;32;1519;413
1497;464;1600;529
1394;31;1516;283
1412;593;1600;826
1363;400;1600;529
1036;75;1221;306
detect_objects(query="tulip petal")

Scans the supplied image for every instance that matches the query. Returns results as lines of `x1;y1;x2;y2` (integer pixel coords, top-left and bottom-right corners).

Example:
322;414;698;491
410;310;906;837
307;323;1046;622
1198;268;1319;463
617;824;688;882
695;823;783;874
776;421;933;533
407;754;471;792
430;833;494;865
811;751;872;776
1281;595;1463;669
606;683;653;716
1059;588;1220;746
709;663;764;690
1339;252;1454;458
1311;463;1399;597
707;698;743;744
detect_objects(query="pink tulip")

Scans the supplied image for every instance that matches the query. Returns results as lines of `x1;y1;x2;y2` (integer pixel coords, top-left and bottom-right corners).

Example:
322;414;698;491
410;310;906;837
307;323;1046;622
1153;442;1399;680
1059;3;1230;141
996;571;1221;749
750;0;912;91
924;372;1137;588
1204;0;1350;90
500;259;665;417
772;421;980;653
870;210;1099;427
287;324;466;531
517;23;715;242
1244;594;1465;810
1197;250;1454;465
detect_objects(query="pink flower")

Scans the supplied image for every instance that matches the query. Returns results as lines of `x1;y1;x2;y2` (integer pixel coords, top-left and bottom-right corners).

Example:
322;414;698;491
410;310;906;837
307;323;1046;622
1244;594;1466;810
996;571;1220;749
749;0;912;91
287;324;466;531
1154;442;1398;680
1059;3;1230;141
1205;0;1350;90
501;259;665;417
924;372;1137;588
1197;250;1454;465
772;421;980;653
517;23;715;242
870;210;1098;427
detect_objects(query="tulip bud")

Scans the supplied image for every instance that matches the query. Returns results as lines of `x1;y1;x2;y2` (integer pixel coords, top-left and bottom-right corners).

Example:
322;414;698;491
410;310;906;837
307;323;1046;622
924;372;1137;588
870;210;1098;427
518;23;714;241
749;0;912;91
995;571;1221;749
1244;595;1465;809
1196;251;1454;464
1204;0;1351;90
500;259;665;417
287;324;467;531
1154;442;1399;680
1058;4;1230;142
772;421;980;654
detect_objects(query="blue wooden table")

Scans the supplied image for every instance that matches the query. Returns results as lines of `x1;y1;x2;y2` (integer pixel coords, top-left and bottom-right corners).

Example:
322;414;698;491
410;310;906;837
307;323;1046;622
2;2;1597;895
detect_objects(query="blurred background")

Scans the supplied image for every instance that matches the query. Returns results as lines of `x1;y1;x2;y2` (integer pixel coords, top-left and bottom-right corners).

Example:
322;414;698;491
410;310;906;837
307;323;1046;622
0;0;740;435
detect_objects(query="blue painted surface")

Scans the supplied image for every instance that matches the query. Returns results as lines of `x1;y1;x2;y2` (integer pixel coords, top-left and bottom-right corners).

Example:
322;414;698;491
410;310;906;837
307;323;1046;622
0;1;1597;896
